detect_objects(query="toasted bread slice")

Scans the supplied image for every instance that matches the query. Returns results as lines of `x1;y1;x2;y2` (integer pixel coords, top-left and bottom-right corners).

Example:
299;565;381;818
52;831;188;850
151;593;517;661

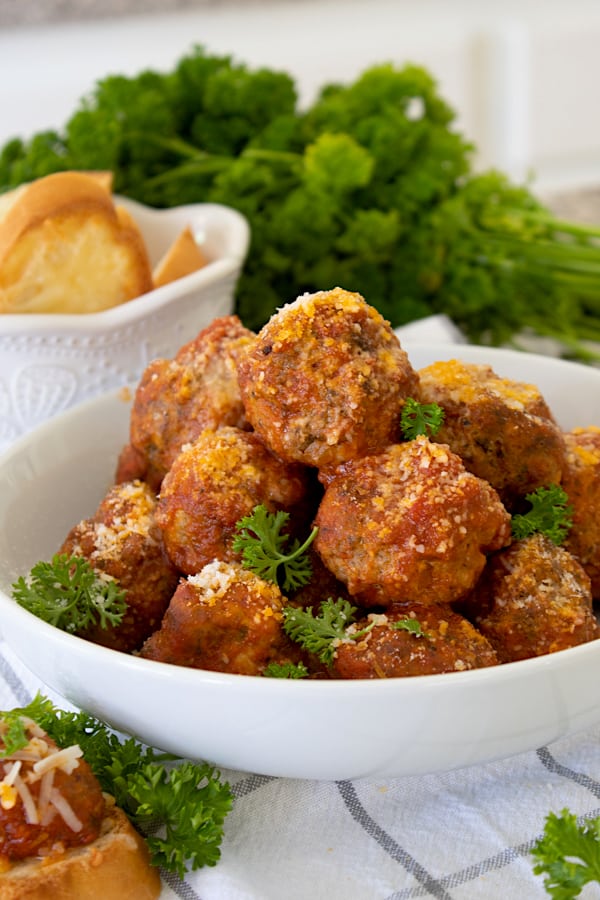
81;170;114;193
0;797;161;900
153;224;208;288
0;171;153;314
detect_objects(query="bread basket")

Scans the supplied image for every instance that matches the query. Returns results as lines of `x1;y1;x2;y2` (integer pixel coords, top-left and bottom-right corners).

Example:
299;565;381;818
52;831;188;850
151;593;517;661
0;197;250;452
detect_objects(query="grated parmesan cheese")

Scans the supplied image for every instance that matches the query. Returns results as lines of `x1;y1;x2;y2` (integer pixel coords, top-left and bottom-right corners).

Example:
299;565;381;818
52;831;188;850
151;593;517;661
0;716;85;831
188;559;240;602
48;786;83;833
33;744;83;777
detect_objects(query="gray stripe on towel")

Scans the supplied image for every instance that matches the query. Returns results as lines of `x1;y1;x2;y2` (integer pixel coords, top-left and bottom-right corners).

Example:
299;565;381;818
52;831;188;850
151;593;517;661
337;780;454;900
537;745;600;797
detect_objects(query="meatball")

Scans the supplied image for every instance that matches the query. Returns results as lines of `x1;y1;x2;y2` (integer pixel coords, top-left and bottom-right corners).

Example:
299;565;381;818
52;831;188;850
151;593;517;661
156;426;310;575
331;601;498;678
0;718;106;861
561;427;600;598
417;358;567;510
128;314;255;489
114;441;148;484
314;435;512;607
140;560;301;674
237;287;419;470
60;480;178;652
464;533;598;662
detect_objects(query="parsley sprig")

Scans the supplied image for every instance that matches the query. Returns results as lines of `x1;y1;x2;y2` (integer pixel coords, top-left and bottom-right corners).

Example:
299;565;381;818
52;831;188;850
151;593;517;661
391;617;430;639
400;398;445;440
531;808;600;899
1;694;233;878
263;661;309;679
233;504;318;592
128;761;231;875
283;598;427;665
283;598;358;665
11;553;127;634
0;709;37;758
511;484;573;545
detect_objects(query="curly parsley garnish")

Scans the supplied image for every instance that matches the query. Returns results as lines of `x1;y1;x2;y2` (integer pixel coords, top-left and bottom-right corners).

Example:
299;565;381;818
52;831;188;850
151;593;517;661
0;709;39;757
390;617;429;638
400;398;445;440
282;598;357;665
2;694;233;877
511;484;573;545
283;598;427;665
233;504;318;592
263;661;309;679
11;553;127;634
531;808;600;898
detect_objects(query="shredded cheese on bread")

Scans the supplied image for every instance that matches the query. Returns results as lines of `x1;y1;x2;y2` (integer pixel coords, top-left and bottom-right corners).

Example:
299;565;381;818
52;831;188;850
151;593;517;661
0;717;83;829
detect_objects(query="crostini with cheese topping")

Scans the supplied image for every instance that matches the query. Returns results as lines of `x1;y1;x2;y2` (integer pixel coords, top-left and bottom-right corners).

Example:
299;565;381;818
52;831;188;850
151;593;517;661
0;713;161;900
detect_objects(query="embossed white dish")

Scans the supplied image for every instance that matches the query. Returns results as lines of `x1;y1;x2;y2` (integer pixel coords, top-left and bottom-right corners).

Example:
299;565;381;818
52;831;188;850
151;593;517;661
0;342;598;781
0;198;250;452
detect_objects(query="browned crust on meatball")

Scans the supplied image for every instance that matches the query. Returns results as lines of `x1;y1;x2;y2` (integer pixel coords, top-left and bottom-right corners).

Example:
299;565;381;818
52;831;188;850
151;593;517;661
464;533;598;662
417;359;567;510
129;315;255;489
314;436;512;607
561;427;600;598
331;601;498;678
60;480;178;652
236;287;419;469
156;426;310;575
114;442;148;484
140;561;301;674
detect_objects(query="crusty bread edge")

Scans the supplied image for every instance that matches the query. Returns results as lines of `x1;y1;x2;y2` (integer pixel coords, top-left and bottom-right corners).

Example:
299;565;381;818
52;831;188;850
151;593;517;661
152;224;208;288
0;797;162;900
114;204;155;296
0;172;121;263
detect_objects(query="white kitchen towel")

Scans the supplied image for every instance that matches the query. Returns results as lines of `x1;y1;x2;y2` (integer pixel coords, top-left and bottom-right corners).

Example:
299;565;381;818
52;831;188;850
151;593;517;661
1;639;599;899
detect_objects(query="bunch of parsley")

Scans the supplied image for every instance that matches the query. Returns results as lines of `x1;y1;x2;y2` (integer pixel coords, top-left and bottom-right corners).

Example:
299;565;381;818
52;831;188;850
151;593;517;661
2;45;600;359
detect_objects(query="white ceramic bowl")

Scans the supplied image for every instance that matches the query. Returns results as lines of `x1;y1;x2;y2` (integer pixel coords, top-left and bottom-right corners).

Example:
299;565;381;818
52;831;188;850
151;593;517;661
0;198;250;452
0;342;598;781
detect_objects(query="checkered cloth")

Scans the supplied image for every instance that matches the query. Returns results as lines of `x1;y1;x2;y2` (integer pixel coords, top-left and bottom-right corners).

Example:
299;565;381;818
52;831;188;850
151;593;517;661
1;315;599;900
2;640;600;899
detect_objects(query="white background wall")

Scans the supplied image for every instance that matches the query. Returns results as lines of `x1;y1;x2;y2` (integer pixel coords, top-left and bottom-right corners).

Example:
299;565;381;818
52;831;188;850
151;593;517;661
1;0;599;194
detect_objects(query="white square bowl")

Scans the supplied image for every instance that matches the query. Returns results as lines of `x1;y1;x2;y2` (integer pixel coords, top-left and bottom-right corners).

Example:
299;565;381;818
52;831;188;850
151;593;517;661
0;197;250;451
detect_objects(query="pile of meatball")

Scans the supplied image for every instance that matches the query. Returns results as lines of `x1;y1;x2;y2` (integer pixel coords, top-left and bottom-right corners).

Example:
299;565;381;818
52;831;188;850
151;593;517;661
59;287;600;678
